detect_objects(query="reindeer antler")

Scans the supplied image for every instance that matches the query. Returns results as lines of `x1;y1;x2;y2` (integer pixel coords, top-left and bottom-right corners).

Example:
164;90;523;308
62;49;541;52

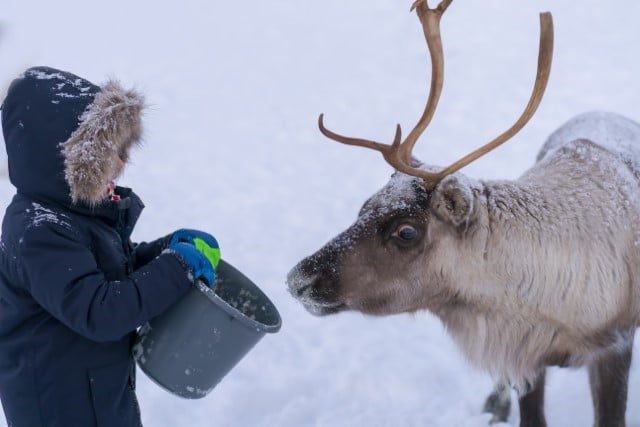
319;1;554;190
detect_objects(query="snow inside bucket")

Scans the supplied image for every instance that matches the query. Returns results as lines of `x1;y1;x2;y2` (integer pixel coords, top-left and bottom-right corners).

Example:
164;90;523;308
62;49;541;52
133;259;282;399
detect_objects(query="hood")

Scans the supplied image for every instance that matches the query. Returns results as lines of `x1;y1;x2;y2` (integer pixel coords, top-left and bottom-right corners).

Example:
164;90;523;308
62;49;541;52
1;66;145;207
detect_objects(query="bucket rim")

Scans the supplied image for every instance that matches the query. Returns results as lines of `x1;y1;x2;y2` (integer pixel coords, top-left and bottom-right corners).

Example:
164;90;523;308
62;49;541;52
197;260;282;333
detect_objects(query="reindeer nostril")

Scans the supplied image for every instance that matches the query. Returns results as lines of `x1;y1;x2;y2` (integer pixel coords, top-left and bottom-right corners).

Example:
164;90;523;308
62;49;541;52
294;283;311;298
286;266;314;295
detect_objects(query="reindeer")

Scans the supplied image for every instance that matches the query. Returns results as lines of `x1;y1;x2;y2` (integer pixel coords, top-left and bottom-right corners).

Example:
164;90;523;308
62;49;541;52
287;1;640;426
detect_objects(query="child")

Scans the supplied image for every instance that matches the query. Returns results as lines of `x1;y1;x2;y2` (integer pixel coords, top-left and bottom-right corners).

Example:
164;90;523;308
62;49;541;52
0;66;220;426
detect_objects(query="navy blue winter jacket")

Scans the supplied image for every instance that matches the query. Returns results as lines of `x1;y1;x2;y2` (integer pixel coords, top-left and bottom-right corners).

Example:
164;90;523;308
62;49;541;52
0;67;193;426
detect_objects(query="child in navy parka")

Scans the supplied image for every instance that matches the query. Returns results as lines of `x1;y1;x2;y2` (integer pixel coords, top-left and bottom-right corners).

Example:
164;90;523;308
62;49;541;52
0;67;219;426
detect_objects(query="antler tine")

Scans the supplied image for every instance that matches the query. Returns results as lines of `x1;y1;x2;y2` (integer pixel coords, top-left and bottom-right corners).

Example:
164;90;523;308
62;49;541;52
318;114;402;155
318;0;452;181
398;0;450;165
410;0;453;13
433;12;554;184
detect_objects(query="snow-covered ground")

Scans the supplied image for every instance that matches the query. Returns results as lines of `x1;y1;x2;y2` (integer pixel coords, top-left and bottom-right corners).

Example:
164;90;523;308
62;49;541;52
1;1;640;426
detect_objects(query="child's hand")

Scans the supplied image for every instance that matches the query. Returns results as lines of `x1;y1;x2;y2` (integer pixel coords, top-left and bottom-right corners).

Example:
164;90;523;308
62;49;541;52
170;229;218;251
169;229;221;272
169;242;217;286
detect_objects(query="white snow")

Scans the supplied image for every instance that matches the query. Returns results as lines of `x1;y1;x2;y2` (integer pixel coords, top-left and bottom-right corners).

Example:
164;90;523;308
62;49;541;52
539;111;640;164
28;202;72;230
1;0;640;426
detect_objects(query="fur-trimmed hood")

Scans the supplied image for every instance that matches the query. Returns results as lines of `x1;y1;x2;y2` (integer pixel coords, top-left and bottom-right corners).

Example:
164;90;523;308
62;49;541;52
1;66;145;207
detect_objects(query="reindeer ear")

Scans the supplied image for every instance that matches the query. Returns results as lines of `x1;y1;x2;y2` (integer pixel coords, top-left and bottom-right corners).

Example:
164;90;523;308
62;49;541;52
431;175;474;227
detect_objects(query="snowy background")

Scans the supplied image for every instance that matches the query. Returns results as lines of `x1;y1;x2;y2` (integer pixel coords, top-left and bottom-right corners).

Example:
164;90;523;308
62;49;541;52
1;0;640;426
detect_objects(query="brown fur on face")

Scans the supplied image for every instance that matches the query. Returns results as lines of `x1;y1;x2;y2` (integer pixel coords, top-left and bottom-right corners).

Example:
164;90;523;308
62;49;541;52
60;80;145;205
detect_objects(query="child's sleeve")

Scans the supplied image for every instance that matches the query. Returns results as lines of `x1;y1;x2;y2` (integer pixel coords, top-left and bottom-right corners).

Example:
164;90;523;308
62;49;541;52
131;233;172;268
18;222;193;342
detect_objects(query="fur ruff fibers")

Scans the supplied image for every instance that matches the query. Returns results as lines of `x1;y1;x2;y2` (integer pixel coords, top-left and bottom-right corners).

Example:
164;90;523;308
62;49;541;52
61;80;145;205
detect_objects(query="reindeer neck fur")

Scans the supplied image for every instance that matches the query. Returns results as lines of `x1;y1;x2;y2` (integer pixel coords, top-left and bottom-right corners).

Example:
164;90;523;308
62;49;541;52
433;139;640;390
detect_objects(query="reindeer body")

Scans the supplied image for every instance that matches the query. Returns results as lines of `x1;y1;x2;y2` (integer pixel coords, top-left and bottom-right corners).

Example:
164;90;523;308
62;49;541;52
440;111;640;390
288;111;640;425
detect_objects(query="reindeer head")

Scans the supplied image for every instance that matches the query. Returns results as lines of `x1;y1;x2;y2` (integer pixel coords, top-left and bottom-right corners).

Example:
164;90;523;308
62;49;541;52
287;0;553;317
288;169;489;316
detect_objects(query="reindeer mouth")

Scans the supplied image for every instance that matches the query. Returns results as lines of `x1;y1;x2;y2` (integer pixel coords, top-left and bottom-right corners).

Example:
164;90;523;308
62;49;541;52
286;269;346;316
302;300;347;317
289;282;347;316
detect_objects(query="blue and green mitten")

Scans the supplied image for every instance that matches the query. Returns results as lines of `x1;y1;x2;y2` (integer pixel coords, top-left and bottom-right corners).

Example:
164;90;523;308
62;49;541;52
168;229;221;286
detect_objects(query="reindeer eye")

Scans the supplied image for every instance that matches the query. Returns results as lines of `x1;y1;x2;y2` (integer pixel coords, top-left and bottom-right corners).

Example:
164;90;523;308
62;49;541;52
395;224;417;241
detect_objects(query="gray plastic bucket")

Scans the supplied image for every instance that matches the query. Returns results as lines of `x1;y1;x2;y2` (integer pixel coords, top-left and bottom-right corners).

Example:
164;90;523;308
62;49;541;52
133;259;282;399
